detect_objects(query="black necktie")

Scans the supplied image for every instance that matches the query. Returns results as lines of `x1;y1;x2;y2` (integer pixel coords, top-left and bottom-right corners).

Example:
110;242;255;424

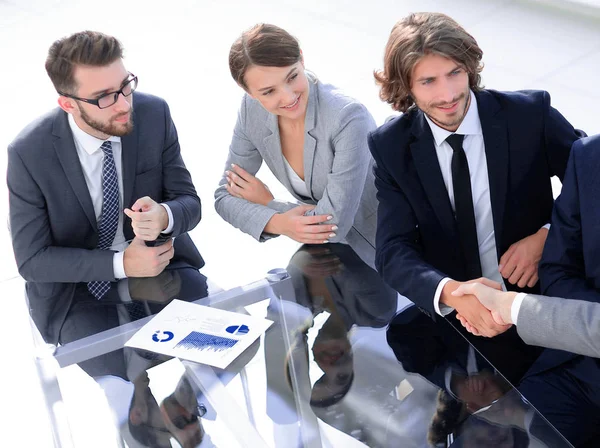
446;134;482;279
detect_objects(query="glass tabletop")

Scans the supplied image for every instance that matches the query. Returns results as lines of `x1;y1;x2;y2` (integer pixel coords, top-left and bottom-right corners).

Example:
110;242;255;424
27;243;572;447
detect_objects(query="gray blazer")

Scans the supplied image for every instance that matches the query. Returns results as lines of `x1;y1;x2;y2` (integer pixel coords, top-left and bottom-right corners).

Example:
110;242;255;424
214;76;378;267
8;92;203;344
517;294;600;358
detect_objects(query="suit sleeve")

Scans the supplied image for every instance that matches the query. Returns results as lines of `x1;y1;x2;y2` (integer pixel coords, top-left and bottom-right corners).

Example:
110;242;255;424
539;140;600;302
517;294;600;358
214;96;280;242
542;90;586;181
369;134;447;318
8;146;115;282
159;100;201;238
301;102;376;243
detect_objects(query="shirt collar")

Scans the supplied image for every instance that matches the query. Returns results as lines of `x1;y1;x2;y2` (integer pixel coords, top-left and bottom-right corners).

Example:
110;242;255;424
424;90;482;147
68;113;121;155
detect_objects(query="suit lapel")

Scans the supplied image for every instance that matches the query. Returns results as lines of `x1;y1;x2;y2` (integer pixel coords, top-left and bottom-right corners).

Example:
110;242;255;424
303;82;318;199
52;111;97;231
476;90;508;250
411;112;457;238
121;119;139;210
263;113;295;195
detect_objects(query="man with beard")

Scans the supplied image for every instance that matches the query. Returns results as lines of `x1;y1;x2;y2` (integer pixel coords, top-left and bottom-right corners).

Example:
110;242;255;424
8;31;204;345
368;13;597;444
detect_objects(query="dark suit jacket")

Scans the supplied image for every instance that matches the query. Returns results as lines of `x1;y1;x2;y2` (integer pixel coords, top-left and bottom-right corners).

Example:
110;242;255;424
368;89;583;318
8;92;204;344
540;134;600;303
535;135;600;374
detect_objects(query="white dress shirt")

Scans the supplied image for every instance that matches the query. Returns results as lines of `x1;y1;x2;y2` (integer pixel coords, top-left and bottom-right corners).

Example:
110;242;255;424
426;91;505;316
68;115;173;279
283;156;310;198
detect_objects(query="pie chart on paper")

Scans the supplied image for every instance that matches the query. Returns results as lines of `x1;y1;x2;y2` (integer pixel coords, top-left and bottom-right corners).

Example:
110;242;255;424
226;324;250;335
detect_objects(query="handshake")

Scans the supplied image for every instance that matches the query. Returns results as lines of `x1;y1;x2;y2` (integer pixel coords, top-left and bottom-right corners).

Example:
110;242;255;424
443;279;518;338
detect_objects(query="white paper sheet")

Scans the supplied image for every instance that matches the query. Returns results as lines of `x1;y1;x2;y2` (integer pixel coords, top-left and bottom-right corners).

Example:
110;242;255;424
125;300;273;369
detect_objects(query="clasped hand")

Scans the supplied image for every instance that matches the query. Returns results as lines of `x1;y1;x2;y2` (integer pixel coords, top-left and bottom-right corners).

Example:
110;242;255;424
226;163;274;206
498;228;548;288
443;278;512;338
124;196;169;241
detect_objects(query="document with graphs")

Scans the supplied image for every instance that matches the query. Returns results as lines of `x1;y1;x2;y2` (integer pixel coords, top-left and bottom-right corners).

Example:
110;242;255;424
125;299;273;369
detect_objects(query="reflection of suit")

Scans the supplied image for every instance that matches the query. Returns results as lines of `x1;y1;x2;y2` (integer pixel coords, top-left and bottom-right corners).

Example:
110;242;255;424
8;93;204;344
287;244;397;329
214;76;378;267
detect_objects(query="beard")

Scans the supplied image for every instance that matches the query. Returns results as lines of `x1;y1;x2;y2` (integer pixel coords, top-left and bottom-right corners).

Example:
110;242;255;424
78;104;134;137
419;88;470;131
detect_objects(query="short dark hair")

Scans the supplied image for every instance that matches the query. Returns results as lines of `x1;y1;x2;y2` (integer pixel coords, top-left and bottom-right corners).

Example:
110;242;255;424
229;23;302;90
374;13;484;112
45;30;124;94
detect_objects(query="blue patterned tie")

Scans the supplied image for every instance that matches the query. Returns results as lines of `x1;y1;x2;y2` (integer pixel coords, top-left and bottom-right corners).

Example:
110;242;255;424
88;141;120;299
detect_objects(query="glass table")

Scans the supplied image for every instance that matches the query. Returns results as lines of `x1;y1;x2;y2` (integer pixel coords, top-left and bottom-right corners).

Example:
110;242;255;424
24;243;571;447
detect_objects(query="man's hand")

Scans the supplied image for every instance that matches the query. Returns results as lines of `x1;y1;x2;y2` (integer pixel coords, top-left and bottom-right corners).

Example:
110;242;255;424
453;282;517;326
441;279;512;338
124;196;169;241
265;205;337;244
499;227;548;288
226;163;274;206
124;237;174;277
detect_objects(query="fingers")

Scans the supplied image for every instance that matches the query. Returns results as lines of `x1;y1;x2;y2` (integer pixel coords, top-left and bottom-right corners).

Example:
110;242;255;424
526;271;539;288
302;214;334;225
498;243;516;272
225;169;249;187
130;196;155;212
302;223;338;234
230;163;252;182
157;243;175;263
452;283;475;297
517;267;535;288
456;314;480;336
226;182;244;199
473;277;503;290
507;265;525;285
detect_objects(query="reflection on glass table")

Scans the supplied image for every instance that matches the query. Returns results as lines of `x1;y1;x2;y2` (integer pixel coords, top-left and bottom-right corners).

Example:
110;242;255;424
24;244;572;447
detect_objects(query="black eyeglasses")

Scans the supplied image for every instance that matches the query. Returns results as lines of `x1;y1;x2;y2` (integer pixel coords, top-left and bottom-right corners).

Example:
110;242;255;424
59;74;138;109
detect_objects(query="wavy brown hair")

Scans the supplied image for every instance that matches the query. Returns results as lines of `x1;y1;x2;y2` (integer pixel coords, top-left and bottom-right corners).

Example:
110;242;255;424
229;23;302;91
374;13;484;112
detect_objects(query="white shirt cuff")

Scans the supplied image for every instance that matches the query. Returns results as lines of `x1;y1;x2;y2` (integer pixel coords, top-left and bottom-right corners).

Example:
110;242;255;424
511;292;528;326
542;223;551;230
434;277;455;316
161;203;174;234
113;251;127;279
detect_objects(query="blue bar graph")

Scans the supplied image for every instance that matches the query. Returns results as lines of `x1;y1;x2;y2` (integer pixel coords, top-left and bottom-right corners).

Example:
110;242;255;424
175;331;239;353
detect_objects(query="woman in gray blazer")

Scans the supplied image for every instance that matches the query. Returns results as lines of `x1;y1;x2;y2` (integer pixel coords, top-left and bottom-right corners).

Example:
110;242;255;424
214;24;378;267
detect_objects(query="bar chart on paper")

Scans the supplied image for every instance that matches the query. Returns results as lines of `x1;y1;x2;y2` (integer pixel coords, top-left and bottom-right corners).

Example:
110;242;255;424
175;331;239;352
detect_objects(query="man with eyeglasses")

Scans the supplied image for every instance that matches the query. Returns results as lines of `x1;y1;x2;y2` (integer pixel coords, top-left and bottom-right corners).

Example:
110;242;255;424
7;31;204;346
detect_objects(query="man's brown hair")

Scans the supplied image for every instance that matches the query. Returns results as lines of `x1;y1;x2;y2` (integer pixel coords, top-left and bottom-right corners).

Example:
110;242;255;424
45;30;124;95
374;13;484;112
